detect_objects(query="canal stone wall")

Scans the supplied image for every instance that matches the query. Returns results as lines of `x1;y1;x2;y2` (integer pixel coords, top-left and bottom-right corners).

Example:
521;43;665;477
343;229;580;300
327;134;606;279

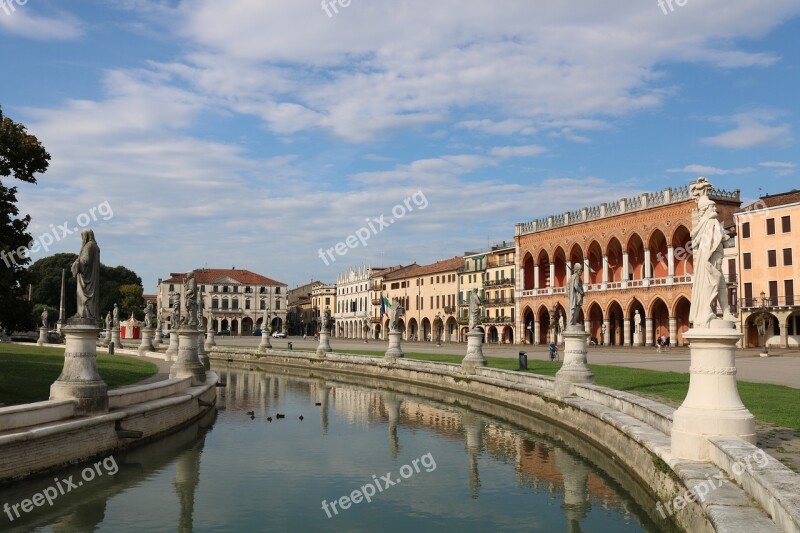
0;373;218;484
211;346;797;533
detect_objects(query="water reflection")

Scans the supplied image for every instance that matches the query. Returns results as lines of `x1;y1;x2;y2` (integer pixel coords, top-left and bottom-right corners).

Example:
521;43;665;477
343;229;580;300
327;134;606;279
0;366;675;532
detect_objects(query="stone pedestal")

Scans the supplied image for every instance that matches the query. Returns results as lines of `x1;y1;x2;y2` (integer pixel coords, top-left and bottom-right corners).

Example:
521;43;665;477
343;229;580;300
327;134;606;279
37;326;48;346
554;325;595;397
165;331;179;361
49;321;108;415
204;330;216;351
169;326;206;386
316;328;333;357
384;331;404;361
102;327;111;347
461;330;487;374
197;330;210;370
671;320;756;461
257;329;272;353
138;328;155;355
635;330;643;347
153;328;162;347
110;327;122;350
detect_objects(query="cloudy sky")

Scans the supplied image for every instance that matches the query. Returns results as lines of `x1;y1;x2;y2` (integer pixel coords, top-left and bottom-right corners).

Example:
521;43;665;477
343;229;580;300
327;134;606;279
2;0;799;291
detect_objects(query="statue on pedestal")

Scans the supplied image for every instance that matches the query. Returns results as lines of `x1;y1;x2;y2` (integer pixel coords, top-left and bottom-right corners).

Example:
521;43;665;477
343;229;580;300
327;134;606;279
207;311;214;333
71;229;100;320
689;177;734;328
144;303;153;328
182;272;197;326
634;310;642;335
468;291;481;331
567;262;584;326
112;303;119;327
41;308;48;328
171;293;180;328
388;298;405;332
105;311;112;330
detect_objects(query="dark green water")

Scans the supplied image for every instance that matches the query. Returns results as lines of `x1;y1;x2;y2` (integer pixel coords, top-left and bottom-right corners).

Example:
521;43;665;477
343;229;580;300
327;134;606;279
0;366;676;532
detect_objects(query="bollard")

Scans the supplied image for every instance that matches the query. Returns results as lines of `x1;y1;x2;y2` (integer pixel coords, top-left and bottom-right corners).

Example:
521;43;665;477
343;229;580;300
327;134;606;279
518;351;527;371
288;342;292;351
108;341;115;355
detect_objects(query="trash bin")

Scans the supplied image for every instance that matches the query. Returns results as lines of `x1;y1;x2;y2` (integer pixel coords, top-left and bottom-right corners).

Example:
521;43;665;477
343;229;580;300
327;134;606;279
518;351;527;371
108;341;115;355
287;342;292;351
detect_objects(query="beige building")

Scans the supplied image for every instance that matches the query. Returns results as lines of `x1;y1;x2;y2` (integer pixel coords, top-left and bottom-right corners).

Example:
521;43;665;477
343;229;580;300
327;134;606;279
736;190;800;349
461;242;516;343
381;257;464;343
311;283;336;334
158;268;287;336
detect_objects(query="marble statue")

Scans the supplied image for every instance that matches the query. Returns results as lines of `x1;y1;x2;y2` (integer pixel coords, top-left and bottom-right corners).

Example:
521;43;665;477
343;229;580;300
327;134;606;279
322;308;331;330
388;297;405;332
182;272;197;326
567;262;584;325
41;308;48;328
71;229;100;320
634;310;642;335
207;311;214;333
143;303;152;328
689;177;734;328
156;312;162;332
468;291;481;330
112;303;119;327
171;293;180;327
105;311;112;330
558;311;565;332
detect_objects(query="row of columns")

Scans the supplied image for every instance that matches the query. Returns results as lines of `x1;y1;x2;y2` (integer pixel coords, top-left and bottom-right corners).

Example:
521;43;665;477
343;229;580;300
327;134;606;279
525;246;679;290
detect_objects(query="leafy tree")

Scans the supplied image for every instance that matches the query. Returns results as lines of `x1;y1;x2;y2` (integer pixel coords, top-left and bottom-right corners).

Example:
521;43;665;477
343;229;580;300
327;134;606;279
119;284;144;319
0;106;50;332
27;253;143;322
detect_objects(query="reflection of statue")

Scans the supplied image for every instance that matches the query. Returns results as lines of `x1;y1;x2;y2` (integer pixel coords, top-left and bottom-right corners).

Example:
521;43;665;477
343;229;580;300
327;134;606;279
634;310;642;335
468;291;481;330
144;303;153;328
71;229;100;320
183;272;197;326
567;263;584;325
112;303;119;327
689;177;734;328
388;298;405;332
105;311;112;330
41;308;48;328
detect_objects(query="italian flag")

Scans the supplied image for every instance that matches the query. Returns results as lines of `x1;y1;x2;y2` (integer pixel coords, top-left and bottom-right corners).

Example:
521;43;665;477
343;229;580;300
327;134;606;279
381;295;392;317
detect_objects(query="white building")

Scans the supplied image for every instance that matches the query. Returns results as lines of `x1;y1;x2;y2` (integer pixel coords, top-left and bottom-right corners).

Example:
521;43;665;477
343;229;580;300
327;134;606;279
158;268;287;336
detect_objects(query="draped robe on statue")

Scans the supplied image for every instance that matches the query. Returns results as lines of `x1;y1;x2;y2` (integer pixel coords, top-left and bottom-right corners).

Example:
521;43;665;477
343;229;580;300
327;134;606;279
689;204;726;328
72;230;100;320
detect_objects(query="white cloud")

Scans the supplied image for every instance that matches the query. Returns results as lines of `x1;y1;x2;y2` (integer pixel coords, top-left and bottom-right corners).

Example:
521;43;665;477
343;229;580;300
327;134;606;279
456;119;537;136
0;6;83;40
666;164;755;175
759;161;796;176
490;145;548;158
702;112;792;149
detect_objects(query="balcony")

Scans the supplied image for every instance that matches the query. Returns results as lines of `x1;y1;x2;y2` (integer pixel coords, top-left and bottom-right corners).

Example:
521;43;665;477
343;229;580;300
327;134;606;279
482;316;513;325
370;317;382;324
372;297;382;305
484;297;515;307
484;278;515;288
740;296;798;309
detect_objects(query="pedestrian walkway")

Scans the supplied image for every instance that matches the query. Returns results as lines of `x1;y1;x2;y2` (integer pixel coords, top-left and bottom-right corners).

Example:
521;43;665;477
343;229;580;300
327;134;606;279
216;336;800;389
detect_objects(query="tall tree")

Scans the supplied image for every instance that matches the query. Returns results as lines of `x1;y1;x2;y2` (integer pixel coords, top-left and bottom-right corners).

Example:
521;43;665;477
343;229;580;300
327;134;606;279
119;284;144;319
28;254;143;321
0;106;50;332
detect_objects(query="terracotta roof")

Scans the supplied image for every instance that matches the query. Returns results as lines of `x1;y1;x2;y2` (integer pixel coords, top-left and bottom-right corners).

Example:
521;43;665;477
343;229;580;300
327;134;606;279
744;189;800;210
391;256;465;279
164;268;286;286
382;264;420;281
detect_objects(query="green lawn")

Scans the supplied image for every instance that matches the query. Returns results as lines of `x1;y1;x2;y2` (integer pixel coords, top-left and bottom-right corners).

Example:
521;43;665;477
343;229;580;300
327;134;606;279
0;343;159;406
291;346;800;431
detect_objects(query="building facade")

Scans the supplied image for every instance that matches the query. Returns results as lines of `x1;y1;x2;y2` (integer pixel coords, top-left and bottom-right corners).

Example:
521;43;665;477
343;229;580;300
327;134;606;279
515;184;741;348
311;283;337;334
381;257;464;343
736;190;800;349
287;281;318;336
158;268;287;336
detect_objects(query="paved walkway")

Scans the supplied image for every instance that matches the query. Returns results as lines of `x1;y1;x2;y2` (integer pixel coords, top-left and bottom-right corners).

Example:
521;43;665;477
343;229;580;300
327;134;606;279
215;336;800;389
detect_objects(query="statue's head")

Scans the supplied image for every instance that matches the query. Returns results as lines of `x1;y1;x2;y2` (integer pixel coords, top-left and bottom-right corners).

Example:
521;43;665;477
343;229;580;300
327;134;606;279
81;229;95;245
573;262;583;274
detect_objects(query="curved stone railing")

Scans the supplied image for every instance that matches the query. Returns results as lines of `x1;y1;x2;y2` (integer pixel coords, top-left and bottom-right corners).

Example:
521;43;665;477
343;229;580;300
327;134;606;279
210;345;798;533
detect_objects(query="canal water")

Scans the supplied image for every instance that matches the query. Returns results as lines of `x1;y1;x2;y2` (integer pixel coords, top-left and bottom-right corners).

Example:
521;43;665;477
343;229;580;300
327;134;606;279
0;365;677;532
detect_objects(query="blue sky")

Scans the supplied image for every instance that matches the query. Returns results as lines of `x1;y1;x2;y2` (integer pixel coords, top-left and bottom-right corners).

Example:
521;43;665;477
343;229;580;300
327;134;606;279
1;0;799;291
